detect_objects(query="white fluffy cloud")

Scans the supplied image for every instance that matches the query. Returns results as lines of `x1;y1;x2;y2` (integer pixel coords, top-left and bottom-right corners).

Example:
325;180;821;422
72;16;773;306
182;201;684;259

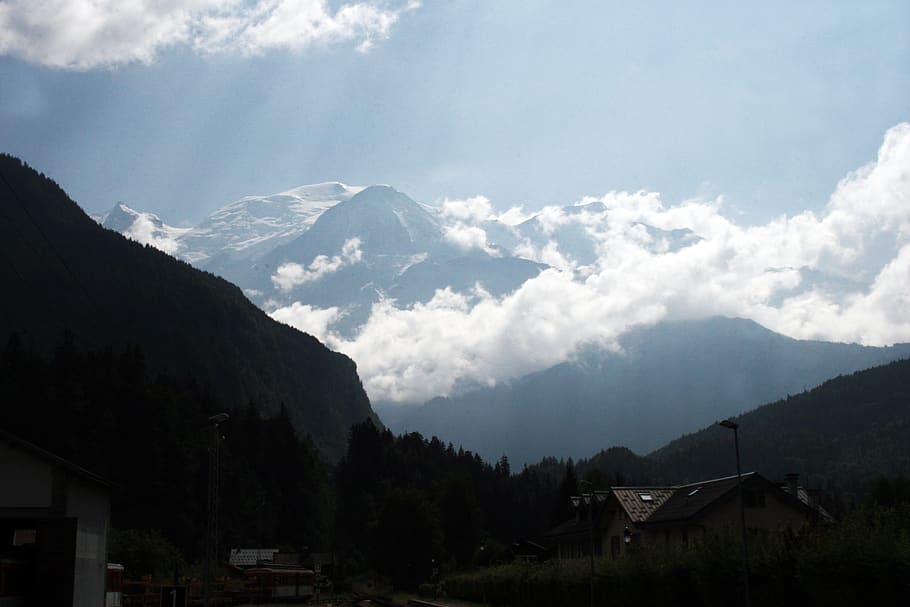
272;123;910;404
271;302;343;337
440;195;501;255
0;0;419;69
272;237;362;290
123;214;191;256
441;195;493;223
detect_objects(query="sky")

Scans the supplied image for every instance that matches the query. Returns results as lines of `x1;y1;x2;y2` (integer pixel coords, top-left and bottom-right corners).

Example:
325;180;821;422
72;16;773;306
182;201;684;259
1;1;908;227
2;1;909;405
271;122;910;402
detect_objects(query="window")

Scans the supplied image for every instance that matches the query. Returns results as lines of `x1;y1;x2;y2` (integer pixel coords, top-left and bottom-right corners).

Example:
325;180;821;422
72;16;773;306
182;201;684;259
638;492;653;502
12;529;35;546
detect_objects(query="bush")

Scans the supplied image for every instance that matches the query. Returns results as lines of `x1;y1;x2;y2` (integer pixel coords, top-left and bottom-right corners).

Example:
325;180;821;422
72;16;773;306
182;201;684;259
444;506;910;607
108;528;187;581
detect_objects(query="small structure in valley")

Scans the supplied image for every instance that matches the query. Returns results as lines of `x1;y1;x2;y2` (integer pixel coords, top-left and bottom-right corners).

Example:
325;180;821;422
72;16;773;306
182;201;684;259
546;472;830;560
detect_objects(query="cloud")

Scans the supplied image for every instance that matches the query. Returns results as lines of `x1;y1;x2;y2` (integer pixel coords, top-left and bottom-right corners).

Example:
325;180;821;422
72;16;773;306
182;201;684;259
272;237;362;290
270;301;344;336
0;0;419;69
441;195;493;223
271;123;910;404
124;214;189;255
439;195;501;255
443;224;498;255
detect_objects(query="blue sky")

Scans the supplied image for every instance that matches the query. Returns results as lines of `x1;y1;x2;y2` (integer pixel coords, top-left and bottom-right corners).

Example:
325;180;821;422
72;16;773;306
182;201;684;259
1;1;908;225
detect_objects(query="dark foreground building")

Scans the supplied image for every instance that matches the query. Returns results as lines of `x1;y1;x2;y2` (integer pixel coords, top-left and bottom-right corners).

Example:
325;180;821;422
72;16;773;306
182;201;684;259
0;428;111;606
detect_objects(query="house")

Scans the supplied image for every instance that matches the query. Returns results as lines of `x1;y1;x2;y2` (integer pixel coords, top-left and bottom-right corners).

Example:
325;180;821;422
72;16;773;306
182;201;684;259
228;548;280;570
0;428;112;606
510;539;552;563
546;472;830;560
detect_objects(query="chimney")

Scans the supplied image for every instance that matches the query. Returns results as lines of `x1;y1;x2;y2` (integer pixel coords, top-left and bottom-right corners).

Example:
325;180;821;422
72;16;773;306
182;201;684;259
785;473;799;499
807;488;820;509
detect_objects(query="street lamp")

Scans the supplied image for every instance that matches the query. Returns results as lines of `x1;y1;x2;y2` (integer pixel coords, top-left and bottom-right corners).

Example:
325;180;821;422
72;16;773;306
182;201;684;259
577;480;596;607
203;412;229;607
718;419;751;607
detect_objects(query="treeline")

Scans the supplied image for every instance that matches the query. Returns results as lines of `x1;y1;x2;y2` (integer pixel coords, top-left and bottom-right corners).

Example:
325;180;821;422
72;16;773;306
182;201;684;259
6;328;909;590
0;331;574;585
0;153;373;459
0;331;329;572
333;419;569;588
553;357;910;515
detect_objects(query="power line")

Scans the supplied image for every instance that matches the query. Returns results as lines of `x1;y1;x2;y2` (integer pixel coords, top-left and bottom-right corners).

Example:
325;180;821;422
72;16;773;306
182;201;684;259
0;163;103;324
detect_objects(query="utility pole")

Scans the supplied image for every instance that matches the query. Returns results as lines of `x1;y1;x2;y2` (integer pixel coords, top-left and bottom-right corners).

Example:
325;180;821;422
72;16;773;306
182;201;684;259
578;480;596;607
204;413;229;607
718;419;751;607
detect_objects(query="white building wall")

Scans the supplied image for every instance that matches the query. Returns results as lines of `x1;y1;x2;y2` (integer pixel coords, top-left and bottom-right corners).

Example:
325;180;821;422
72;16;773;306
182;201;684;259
66;476;110;607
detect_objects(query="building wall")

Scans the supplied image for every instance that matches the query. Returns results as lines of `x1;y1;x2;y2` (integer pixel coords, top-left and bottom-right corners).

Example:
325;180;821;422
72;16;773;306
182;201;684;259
599;507;638;559
0;438;110;607
593;487;813;557
0;442;54;510
67;477;109;607
698;487;811;535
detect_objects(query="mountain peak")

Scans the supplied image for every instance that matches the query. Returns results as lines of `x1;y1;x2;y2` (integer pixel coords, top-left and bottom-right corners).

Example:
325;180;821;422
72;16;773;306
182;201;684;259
349;184;400;202
100;201;160;232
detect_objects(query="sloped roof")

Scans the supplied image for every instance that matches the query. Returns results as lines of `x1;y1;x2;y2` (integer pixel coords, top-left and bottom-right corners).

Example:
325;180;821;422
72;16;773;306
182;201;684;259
782;485;835;523
0;427;112;489
646;473;750;524
612;487;675;523
229;548;279;567
545;472;828;538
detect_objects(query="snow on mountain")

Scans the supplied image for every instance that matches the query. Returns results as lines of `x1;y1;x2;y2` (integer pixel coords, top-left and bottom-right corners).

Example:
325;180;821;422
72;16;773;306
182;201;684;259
97;182;363;265
100;203;191;255
99;185;703;333
181;181;363;264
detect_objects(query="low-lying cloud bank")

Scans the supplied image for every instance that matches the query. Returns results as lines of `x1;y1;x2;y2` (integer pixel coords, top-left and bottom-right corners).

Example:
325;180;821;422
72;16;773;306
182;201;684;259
274;123;910;404
272;237;362;290
0;0;420;69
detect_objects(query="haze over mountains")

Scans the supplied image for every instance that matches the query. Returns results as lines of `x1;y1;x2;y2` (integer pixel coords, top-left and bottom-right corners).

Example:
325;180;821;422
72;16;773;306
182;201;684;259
573;356;910;498
94;123;910;462
379;317;910;464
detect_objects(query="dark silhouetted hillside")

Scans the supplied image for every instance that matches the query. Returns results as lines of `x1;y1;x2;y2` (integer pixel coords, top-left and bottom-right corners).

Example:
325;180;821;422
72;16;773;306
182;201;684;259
566;357;910;502
0;154;374;458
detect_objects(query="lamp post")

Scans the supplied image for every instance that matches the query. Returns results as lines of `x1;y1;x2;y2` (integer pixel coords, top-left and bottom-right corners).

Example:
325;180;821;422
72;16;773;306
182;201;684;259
203;412;229;607
577;480;595;607
718;419;751;607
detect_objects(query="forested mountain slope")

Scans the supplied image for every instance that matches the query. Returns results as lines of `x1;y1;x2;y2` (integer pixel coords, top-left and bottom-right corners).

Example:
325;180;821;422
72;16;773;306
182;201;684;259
0;154;374;458
572;357;910;501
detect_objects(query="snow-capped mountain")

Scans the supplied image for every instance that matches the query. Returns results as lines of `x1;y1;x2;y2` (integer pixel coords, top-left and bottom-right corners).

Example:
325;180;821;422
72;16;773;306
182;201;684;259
97;180;910;466
100;203;191;256
101;182;361;263
100;184;547;333
179;181;363;265
233;184;544;333
99;184;701;337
